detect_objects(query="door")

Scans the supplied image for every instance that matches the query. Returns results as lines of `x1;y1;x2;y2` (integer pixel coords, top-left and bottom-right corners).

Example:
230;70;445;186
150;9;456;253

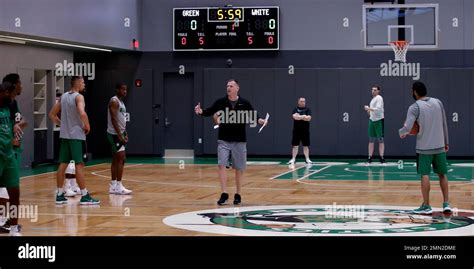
163;73;194;149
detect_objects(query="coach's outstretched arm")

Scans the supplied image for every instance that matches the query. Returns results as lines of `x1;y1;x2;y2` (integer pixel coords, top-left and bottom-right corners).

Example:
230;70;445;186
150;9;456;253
194;101;220;116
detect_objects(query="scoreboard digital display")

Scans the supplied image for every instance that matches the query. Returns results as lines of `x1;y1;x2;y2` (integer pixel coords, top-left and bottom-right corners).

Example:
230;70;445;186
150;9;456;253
173;7;279;51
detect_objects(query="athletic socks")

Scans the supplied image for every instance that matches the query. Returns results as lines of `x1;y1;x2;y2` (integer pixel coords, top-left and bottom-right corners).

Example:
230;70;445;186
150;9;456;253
81;188;88;196
56;188;64;195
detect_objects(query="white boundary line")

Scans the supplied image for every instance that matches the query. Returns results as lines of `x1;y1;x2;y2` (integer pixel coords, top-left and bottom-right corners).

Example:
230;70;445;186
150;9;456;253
23;162;473;193
269;165;305;180
91;168;472;194
89;163;144;175
296;166;331;181
91;167;472;193
20;163;114;179
269;162;348;180
344;167;418;174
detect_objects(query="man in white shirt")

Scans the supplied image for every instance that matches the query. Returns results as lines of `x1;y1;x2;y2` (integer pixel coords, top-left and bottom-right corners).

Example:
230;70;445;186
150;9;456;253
364;85;385;164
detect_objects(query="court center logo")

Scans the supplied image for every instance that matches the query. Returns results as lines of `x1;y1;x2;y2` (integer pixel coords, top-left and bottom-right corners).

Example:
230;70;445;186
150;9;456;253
380;41;420;80
164;205;474;236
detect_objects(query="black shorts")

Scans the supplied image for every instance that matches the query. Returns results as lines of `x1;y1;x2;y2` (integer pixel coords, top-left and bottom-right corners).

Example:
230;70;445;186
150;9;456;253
292;130;310;146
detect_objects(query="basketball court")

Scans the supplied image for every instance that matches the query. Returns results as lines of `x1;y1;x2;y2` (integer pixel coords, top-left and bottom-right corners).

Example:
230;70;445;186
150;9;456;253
4;157;471;236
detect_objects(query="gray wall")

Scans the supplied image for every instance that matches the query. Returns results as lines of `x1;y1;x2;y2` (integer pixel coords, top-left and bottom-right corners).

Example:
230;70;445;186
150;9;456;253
2;0;473;161
141;0;474;51
75;50;474;158
78;62;157;158
0;0;140;50
200;68;472;157
1;0;472;51
0;43;73;167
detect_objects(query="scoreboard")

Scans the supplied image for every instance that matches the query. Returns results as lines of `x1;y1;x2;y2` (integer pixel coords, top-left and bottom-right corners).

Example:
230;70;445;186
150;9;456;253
173;6;279;51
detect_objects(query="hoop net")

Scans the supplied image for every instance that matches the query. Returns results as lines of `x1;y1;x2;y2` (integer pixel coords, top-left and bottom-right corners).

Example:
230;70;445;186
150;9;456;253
389;41;409;63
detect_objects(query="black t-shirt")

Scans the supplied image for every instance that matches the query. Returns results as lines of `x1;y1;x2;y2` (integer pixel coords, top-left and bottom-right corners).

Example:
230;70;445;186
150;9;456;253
292;106;311;132
202;96;257;142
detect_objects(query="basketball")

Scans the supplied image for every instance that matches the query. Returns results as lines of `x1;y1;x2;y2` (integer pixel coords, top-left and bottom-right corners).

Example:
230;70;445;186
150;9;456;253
409;121;420;135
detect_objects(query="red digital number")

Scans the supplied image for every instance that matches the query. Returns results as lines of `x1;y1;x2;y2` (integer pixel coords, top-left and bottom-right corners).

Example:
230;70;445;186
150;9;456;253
199;37;204;45
181;37;187;45
248;36;253;45
268;36;274;45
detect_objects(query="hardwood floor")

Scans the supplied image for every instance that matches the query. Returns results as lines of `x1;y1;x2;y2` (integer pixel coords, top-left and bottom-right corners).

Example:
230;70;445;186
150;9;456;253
4;161;473;236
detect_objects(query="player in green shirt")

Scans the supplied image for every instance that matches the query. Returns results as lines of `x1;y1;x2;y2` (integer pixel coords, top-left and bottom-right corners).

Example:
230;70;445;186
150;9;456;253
0;79;22;236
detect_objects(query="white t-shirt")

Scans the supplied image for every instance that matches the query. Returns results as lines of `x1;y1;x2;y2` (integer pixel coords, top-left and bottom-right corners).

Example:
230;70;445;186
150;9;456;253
369;95;384;121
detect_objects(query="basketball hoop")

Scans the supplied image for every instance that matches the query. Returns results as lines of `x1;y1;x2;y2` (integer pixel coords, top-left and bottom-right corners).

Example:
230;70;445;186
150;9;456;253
389;41;410;63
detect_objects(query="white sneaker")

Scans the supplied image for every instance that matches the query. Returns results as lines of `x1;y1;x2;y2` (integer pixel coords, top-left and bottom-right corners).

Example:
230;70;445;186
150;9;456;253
286;159;295;165
305;159;313;164
9;225;22;236
114;182;132;195
64;188;77;197
71;184;81;195
0;217;7;226
109;183;117;194
0;187;9;199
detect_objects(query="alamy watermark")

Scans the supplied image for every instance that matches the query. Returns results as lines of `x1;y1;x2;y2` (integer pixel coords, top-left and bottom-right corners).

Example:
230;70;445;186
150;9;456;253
18;243;56;263
55;60;95;80
380;60;420;80
325;203;365;219
0;202;38;222
380;43;420;80
215;107;258;128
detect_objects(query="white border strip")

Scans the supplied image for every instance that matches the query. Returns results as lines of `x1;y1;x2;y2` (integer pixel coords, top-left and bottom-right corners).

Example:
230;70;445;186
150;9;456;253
362;3;439;50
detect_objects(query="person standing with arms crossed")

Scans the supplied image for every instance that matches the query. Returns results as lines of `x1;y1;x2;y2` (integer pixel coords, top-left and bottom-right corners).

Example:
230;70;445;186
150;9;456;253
399;82;451;214
287;97;312;165
49;76;100;205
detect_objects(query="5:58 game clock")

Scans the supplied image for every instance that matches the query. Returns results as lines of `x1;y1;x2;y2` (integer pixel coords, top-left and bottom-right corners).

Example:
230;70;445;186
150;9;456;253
173;6;279;51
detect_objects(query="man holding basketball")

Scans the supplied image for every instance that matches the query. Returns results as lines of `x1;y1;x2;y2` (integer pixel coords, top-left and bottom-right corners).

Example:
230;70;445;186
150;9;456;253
399;81;451;214
364;85;385;164
194;79;267;205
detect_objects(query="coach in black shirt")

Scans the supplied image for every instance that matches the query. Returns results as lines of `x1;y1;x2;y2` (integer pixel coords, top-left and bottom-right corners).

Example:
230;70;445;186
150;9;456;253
287;97;312;165
195;79;267;206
